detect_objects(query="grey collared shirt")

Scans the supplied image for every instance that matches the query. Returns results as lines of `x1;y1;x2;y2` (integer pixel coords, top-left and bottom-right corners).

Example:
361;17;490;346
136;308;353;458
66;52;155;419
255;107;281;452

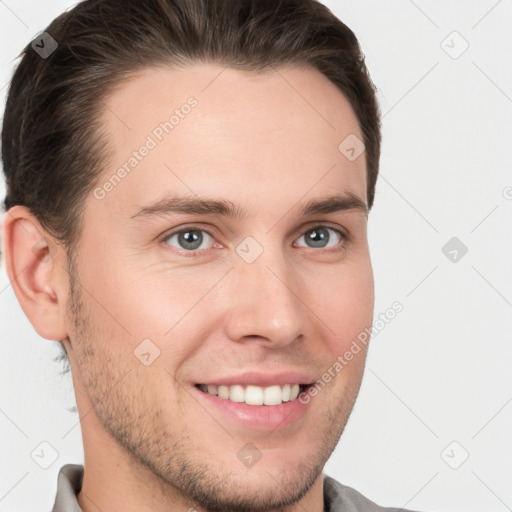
52;464;421;512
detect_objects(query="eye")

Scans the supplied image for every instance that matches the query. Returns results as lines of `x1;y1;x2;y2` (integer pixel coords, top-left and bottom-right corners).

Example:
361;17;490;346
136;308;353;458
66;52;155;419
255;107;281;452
294;226;345;250
161;224;346;256
163;228;216;253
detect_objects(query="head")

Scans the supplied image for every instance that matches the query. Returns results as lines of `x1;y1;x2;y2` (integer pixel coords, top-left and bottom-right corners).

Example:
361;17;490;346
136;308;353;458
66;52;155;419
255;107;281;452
2;1;381;511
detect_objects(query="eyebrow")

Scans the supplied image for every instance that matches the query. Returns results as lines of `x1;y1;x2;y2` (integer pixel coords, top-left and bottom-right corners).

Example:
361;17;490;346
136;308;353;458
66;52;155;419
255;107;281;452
129;191;368;221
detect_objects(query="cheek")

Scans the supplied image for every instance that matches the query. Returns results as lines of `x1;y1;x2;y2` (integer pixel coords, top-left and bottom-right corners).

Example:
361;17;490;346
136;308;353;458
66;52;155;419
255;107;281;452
305;258;374;342
302;259;373;393
75;249;226;373
310;269;373;400
76;244;187;340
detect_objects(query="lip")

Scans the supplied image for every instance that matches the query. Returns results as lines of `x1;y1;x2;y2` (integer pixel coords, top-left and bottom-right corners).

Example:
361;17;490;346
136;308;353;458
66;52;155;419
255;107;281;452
195;370;318;387
192;382;314;431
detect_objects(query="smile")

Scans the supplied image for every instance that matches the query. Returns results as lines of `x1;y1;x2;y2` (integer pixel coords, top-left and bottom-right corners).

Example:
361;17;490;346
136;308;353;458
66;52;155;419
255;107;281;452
196;383;309;406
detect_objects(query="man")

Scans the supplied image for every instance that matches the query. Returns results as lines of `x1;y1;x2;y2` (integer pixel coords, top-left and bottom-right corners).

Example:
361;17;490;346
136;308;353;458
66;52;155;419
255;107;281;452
1;1;422;511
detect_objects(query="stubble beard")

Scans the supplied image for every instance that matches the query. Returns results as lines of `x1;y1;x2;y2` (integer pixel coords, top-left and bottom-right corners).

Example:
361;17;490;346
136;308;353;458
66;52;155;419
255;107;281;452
66;250;361;512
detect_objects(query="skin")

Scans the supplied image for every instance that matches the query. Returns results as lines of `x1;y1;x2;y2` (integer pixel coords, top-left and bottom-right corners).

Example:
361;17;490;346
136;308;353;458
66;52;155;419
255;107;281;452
3;63;374;512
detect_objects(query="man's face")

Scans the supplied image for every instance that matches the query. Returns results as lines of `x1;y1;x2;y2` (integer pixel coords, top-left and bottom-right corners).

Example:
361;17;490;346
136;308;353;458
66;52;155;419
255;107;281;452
63;63;374;511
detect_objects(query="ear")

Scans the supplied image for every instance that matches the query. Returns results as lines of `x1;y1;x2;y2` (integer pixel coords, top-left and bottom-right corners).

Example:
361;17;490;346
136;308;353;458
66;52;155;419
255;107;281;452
2;205;69;341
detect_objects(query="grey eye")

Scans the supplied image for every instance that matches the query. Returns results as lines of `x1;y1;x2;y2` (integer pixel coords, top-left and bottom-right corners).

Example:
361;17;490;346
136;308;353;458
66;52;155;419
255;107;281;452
296;227;343;249
164;229;214;251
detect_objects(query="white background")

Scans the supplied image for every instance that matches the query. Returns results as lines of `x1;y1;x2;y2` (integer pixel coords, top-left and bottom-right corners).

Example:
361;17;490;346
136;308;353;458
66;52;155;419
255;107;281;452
1;1;511;511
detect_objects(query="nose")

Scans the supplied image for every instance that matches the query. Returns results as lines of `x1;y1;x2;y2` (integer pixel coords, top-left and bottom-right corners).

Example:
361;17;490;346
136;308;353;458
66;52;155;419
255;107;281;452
223;245;306;349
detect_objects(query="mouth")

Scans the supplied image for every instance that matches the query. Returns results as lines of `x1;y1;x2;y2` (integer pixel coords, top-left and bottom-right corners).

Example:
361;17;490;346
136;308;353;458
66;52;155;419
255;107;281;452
191;371;318;430
195;383;312;406
193;381;314;430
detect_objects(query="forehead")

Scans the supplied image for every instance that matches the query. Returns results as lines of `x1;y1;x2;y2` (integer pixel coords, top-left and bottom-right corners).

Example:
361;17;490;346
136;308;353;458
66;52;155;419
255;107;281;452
92;63;366;221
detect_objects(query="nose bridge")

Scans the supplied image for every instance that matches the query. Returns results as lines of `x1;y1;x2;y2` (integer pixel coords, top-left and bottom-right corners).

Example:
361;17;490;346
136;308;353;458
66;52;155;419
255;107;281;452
224;238;305;347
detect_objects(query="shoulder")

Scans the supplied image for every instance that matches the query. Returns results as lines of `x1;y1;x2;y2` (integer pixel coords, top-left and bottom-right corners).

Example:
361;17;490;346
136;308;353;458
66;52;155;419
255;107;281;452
323;473;423;512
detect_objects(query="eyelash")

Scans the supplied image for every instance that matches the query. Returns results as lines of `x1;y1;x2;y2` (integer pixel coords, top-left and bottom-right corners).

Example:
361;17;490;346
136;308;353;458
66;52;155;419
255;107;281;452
160;224;348;256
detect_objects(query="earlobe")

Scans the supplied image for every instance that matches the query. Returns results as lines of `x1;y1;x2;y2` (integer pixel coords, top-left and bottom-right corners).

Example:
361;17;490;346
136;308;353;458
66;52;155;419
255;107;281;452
2;205;69;341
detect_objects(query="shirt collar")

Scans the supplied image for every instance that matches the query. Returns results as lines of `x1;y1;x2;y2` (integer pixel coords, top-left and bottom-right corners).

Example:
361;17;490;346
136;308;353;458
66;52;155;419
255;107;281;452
51;464;83;512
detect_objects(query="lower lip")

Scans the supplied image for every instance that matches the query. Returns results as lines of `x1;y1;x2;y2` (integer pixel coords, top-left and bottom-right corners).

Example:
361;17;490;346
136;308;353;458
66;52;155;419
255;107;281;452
192;385;312;431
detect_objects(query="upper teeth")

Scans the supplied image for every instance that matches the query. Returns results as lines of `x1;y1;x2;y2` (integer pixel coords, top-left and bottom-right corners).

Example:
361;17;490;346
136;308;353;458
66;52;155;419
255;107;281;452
199;384;302;405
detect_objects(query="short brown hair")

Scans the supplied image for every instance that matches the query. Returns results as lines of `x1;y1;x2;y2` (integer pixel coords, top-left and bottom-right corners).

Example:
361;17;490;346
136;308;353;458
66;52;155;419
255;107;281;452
2;0;381;252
